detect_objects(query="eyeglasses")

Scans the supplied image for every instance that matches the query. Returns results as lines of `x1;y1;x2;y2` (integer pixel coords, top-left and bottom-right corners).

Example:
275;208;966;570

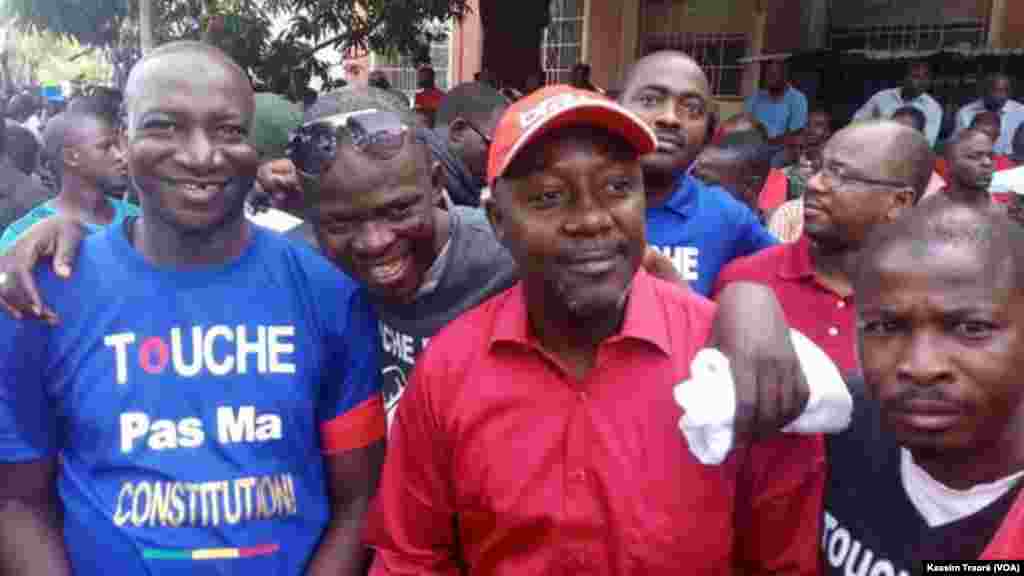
809;160;910;189
286;109;409;177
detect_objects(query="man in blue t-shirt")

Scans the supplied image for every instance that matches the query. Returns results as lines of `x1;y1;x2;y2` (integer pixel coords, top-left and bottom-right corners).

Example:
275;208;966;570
0;42;384;576
744;59;808;143
0;95;138;252
618;51;777;296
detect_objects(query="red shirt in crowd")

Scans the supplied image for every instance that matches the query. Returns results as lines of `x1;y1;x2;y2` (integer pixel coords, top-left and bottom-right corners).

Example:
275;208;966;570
758;168;791;213
414;87;445;112
713;235;859;375
366;269;825;575
982;491;1024;559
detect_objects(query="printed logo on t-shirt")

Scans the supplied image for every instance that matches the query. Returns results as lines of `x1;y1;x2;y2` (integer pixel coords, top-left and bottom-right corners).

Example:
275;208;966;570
100;325;301;547
379;320;429;431
651;245;700;282
823;511;910;576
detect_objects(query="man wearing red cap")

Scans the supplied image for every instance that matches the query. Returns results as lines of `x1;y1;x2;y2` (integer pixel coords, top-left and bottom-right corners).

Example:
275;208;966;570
365;85;824;575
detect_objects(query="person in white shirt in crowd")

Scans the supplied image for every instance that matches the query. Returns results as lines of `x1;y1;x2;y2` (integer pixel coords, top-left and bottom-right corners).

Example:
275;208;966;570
989;123;1024;209
854;60;943;147
956;73;1024;156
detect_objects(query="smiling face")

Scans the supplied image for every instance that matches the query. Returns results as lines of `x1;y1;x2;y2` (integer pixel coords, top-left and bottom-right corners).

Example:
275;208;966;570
620;53;712;184
125;49;258;236
858;224;1024;467
313;135;443;304
487;126;646;321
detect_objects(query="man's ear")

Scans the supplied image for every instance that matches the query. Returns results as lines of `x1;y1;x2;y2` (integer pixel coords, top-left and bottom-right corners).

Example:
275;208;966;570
63;146;80;169
430;160;446;204
448;118;469;145
886;186;916;221
483;186;505;245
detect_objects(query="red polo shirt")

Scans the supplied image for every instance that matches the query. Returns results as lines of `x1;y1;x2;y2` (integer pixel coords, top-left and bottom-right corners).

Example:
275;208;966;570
414;87;445;112
713;235;859;375
367;269;824;575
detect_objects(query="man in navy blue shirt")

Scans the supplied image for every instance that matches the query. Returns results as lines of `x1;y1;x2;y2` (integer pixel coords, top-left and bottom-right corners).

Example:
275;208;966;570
619;51;777;296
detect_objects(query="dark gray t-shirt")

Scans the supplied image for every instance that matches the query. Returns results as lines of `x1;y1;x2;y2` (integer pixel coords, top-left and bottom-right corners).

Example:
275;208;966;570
374;206;517;426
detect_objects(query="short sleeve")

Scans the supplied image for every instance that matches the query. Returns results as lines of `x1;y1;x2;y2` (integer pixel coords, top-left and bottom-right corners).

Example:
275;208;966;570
318;286;385;454
0;314;57;461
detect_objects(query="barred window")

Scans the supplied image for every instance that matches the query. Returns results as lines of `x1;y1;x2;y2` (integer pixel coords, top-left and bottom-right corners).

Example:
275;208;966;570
829;21;987;52
542;0;585;85
643;32;749;97
374;25;451;100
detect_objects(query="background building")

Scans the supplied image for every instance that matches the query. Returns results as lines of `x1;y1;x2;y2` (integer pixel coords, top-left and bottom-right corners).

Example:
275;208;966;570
343;0;1021;117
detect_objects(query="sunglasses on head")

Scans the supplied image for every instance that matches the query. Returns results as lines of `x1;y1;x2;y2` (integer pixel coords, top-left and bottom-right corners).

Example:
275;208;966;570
286;109;410;177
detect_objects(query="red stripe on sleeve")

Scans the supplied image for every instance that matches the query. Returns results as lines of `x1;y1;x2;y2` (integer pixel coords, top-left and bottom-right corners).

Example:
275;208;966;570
320;395;386;454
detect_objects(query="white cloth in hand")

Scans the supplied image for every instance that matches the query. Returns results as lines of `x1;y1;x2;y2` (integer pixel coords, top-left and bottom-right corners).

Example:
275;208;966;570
673;330;852;465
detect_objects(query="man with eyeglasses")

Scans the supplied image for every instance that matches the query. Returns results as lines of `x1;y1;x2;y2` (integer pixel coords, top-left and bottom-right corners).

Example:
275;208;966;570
428;82;508;207
0;43;384;576
713;120;935;375
618;51;778;296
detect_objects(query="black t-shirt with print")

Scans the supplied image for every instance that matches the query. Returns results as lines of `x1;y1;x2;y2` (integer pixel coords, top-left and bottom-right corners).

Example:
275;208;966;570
823;376;1021;576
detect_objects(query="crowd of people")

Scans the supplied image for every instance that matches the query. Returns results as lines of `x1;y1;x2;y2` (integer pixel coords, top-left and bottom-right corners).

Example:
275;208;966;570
0;37;1021;576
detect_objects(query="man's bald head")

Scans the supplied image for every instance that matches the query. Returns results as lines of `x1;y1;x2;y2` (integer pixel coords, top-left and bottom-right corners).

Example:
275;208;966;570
832;120;934;202
124;42;254;134
621;51;711;98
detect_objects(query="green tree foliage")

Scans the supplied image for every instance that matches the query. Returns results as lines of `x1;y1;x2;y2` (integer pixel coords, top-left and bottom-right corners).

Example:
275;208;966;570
8;29;113;89
3;0;472;97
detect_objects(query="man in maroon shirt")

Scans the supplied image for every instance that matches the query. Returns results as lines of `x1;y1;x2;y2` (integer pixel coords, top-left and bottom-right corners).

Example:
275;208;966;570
713;121;933;375
366;85;825;575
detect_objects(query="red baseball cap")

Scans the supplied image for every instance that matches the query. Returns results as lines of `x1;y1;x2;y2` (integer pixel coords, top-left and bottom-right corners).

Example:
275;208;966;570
486;84;657;185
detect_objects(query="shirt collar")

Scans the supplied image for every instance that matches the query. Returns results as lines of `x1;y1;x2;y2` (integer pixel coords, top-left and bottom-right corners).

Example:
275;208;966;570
660;172;699;218
489;268;672;356
777;235;815;280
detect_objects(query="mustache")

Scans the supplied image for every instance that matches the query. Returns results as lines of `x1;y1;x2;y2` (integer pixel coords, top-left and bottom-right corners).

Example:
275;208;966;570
880;385;962;412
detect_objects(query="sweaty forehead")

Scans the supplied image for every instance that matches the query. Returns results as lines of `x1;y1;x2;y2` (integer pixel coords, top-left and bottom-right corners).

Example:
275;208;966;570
127;52;253;123
863;239;1015;306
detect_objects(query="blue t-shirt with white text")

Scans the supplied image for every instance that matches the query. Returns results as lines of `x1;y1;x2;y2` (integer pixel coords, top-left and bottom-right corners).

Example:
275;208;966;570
0;223;380;575
646;173;778;296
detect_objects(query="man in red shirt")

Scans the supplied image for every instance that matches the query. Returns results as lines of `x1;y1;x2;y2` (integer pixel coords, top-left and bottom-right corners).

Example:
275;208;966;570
822;199;1024;573
413;66;445;128
714;121;934;375
366;85;824;574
